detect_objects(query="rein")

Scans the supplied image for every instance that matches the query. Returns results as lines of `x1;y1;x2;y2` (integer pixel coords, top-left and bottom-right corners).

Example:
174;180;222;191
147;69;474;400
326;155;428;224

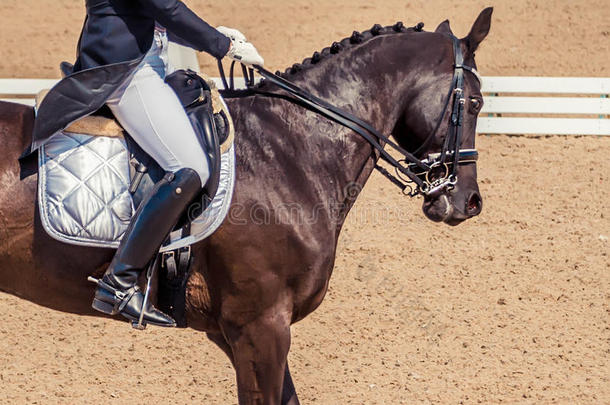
217;34;479;198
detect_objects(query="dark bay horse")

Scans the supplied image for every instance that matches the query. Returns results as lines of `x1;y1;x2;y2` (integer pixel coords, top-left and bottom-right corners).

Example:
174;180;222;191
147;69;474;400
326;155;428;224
0;9;492;404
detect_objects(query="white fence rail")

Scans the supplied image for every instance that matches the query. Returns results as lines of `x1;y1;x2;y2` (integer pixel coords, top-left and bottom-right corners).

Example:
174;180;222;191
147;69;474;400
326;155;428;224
479;77;610;136
0;77;244;106
481;97;610;115
0;79;60;106
1;76;609;136
480;76;610;94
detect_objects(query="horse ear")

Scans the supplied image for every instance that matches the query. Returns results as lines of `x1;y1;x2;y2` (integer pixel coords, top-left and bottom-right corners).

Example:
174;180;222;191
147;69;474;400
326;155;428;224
465;7;493;52
435;19;453;35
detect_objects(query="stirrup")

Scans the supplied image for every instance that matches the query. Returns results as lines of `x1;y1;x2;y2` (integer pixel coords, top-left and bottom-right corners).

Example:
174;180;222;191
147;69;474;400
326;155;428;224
132;256;158;330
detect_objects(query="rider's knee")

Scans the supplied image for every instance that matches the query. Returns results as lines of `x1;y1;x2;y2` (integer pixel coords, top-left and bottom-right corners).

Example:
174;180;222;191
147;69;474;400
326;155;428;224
184;161;209;188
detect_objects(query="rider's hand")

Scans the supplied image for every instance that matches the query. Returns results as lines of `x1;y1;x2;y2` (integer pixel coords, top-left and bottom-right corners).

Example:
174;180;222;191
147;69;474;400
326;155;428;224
216;26;247;42
226;38;265;67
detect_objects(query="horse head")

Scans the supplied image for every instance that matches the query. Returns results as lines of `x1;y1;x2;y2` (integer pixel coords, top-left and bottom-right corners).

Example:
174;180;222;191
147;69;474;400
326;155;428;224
391;8;492;225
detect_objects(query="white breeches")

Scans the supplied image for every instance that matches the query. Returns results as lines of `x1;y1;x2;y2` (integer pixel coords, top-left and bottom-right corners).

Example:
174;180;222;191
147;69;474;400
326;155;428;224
106;29;209;185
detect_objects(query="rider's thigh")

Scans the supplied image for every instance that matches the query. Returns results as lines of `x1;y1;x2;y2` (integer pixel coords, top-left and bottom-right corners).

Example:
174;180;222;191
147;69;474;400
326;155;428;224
107;67;210;186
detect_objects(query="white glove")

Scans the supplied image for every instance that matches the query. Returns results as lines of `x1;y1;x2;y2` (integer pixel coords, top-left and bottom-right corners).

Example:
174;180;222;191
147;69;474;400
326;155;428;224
226;39;265;67
217;26;247;42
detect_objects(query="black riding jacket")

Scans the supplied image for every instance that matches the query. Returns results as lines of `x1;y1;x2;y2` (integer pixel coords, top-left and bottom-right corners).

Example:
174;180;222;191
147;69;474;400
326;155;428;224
27;0;230;155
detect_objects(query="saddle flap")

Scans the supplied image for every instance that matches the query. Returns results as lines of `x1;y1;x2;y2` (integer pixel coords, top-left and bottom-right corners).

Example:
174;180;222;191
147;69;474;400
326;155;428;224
165;69;235;203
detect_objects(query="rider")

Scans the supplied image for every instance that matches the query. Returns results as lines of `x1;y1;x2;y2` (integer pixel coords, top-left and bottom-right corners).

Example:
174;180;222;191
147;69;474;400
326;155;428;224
30;0;264;327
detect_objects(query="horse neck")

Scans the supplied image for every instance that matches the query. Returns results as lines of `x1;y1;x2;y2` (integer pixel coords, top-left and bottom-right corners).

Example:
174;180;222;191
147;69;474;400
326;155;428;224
290;36;418;130
278;36;422;219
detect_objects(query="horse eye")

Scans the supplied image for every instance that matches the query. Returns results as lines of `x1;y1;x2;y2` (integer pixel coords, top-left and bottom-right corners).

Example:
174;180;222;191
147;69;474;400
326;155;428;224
470;98;481;112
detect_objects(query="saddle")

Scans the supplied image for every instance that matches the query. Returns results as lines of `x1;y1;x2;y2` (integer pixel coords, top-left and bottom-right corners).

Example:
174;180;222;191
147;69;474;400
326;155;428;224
36;69;237;252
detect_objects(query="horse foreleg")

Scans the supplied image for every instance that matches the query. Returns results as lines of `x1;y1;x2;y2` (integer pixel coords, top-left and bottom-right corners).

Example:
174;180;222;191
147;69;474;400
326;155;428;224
208;330;300;404
221;314;291;405
207;332;235;364
281;363;300;405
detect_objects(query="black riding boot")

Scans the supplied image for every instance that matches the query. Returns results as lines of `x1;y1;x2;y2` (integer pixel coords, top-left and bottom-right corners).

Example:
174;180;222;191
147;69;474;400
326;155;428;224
91;168;202;327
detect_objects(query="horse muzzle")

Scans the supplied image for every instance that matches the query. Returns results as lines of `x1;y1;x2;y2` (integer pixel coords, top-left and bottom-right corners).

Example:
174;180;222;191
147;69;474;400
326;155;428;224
422;189;482;225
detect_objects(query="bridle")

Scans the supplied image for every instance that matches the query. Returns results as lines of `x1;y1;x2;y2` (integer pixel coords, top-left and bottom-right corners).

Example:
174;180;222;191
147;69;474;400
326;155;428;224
397;33;482;197
218;32;480;198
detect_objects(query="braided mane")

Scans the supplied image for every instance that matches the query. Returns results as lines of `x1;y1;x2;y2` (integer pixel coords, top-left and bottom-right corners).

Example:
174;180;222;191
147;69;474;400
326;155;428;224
274;21;425;79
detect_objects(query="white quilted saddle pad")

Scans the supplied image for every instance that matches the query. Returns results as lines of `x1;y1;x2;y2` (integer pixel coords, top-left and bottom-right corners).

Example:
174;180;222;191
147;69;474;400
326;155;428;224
38;132;236;250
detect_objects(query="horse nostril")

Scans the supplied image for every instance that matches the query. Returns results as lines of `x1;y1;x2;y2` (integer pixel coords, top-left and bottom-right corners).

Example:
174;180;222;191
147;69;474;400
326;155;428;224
466;192;482;216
